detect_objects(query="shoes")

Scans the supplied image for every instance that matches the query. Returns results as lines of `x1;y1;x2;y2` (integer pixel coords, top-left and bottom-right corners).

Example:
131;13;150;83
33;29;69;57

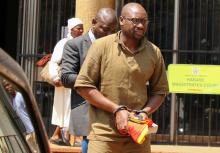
60;128;71;146
72;141;82;147
49;134;70;146
49;138;68;146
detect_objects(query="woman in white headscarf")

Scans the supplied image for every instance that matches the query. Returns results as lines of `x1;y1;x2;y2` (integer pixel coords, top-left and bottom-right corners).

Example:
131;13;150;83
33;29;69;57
49;18;83;145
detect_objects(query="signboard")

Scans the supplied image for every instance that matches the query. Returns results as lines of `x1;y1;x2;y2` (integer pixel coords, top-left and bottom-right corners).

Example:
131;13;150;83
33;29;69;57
168;64;220;94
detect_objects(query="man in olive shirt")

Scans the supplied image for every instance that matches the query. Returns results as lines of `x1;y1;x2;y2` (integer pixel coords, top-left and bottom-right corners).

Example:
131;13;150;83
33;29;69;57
75;2;169;153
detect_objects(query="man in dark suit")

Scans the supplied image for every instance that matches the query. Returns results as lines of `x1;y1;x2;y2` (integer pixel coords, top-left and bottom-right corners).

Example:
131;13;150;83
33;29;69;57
60;8;117;153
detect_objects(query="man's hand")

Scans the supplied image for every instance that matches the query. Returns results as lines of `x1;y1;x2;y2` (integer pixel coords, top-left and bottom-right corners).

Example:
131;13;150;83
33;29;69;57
130;110;149;121
114;108;149;135
115;110;130;135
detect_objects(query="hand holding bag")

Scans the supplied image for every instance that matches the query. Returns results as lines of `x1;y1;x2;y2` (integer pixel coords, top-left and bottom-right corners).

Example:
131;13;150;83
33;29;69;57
40;61;61;85
40;62;54;85
127;112;158;144
36;54;52;67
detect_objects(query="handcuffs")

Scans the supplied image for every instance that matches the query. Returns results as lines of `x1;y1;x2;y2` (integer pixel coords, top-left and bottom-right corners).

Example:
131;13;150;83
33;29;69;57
113;105;149;123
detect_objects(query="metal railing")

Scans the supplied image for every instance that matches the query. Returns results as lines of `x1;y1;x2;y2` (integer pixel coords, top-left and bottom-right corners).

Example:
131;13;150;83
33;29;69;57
152;51;220;146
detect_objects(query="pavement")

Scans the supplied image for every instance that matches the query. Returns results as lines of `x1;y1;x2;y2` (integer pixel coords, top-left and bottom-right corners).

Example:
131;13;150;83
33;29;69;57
50;142;81;153
151;144;220;153
50;143;220;153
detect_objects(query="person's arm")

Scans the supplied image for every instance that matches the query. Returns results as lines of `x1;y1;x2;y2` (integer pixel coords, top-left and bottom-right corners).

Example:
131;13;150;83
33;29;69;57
76;87;130;135
141;47;169;117
49;39;66;86
61;39;80;88
142;94;165;116
77;87;118;112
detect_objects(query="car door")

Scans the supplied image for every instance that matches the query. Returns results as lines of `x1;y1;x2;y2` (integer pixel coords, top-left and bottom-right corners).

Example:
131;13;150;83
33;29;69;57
0;48;50;153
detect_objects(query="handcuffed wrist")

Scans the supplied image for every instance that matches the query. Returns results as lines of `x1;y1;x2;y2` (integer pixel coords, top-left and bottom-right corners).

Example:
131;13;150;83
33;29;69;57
135;110;149;116
113;105;128;117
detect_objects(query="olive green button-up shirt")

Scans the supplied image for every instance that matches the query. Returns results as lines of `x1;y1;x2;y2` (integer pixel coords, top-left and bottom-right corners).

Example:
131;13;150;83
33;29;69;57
75;32;169;141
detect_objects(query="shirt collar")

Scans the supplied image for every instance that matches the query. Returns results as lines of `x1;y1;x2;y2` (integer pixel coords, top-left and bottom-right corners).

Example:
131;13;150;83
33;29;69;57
115;31;147;54
88;29;96;43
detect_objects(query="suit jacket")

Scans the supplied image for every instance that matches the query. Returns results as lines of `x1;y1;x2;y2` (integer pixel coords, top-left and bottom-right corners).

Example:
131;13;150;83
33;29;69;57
61;33;92;109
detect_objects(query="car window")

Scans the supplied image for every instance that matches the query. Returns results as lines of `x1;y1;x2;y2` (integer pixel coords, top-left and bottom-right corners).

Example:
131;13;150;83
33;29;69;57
0;75;40;153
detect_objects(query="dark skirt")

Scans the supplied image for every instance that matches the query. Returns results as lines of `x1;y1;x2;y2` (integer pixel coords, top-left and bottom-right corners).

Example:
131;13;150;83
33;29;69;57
69;102;89;136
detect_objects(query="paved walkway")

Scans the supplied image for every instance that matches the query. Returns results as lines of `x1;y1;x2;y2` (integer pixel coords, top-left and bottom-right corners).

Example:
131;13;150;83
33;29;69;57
50;143;81;153
151;144;220;153
50;142;220;153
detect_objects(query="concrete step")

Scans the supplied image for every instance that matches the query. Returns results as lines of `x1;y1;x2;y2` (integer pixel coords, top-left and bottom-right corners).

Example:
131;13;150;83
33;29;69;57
49;142;220;153
50;143;81;153
151;145;220;153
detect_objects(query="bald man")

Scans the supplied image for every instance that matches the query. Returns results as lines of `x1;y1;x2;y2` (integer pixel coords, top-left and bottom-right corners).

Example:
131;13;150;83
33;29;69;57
74;3;169;153
61;8;117;153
